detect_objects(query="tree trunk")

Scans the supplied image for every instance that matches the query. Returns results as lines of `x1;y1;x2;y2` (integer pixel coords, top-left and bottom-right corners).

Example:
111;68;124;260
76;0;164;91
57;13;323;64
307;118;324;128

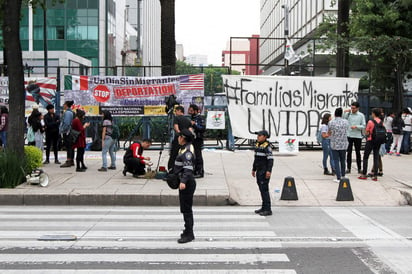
336;0;351;77
2;0;26;157
393;68;404;114
160;0;176;76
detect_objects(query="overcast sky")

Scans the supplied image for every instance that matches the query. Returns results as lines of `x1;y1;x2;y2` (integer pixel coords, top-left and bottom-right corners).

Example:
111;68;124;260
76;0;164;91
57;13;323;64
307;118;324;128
175;0;260;66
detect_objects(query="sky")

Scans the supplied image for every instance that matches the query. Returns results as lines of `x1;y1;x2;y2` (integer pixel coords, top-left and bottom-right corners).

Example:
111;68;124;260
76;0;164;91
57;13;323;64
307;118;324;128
175;0;260;66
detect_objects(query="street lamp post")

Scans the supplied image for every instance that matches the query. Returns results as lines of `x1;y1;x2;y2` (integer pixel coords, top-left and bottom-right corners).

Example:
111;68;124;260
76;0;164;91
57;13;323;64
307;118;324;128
282;5;289;75
42;3;48;77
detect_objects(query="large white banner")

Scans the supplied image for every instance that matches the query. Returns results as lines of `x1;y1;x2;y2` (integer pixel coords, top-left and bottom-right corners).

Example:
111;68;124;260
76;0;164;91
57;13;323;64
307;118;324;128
222;75;359;142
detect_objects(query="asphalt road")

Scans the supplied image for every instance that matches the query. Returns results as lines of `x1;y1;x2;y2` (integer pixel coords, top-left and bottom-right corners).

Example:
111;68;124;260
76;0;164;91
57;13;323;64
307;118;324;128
0;206;411;273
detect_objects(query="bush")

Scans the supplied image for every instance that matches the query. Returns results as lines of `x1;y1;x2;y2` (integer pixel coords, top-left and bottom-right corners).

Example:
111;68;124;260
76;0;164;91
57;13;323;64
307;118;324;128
24;146;43;174
0;150;26;188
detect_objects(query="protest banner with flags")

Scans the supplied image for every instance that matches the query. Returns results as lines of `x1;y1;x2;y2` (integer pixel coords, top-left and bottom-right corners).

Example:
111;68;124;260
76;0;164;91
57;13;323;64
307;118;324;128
65;75;89;90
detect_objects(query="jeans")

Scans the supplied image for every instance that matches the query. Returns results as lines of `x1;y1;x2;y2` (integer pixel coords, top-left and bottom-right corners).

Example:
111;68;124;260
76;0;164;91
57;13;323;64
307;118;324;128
362;141;380;177
331;150;346;180
0;131;7;148
400;131;411;154
321;138;335;170
102;136;116;168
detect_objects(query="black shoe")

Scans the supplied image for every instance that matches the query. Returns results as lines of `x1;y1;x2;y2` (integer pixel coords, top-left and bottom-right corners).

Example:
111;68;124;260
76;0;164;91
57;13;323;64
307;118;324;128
108;166;116;170
323;168;332;175
254;208;263;214
76;168;86;172
54;160;61;164
122;168;127;176
194;174;203;178
98;167;107;172
60;161;72;168
345;169;351;174
43;160;49;164
358;169;362;174
81;166;88;170
259;210;273;216
177;233;195;244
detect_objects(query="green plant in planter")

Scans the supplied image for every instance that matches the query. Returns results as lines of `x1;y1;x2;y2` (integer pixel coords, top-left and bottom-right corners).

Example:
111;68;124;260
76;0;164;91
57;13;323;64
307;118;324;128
24;146;43;174
0;150;26;188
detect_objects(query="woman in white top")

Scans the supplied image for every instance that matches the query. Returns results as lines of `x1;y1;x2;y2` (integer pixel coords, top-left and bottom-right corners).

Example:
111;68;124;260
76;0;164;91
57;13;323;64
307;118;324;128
320;113;335;175
400;108;412;154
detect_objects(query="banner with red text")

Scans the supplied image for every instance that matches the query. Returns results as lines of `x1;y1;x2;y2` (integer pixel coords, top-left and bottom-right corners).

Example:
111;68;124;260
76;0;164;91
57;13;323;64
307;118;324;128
64;74;204;116
222;75;359;142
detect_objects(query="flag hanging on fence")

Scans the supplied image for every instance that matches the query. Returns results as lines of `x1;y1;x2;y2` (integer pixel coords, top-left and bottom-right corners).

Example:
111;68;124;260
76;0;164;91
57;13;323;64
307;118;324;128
284;39;296;61
179;74;204;90
65;75;89;91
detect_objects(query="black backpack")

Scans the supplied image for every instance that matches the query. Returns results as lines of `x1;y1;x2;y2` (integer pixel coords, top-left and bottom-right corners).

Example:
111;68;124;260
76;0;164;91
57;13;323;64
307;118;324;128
391;117;404;134
371;120;386;145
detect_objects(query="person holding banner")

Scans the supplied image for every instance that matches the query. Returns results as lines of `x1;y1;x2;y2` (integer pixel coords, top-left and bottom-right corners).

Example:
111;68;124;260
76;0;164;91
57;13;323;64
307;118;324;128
167;106;193;171
252;130;274;216
188;104;205;178
343;102;366;174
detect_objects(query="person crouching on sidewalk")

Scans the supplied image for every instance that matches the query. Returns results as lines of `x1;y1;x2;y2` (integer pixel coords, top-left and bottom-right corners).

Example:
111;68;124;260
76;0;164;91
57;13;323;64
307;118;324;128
252;130;274;216
122;139;152;178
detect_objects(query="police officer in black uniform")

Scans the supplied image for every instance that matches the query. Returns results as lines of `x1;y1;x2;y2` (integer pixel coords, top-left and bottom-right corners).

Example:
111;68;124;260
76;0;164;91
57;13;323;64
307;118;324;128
188;104;205;178
174;128;196;243
252;130;274;216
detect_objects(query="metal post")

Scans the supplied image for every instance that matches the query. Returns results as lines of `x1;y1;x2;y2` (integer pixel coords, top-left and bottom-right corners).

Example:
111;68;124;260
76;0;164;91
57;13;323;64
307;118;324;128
43;5;48;77
282;5;289;75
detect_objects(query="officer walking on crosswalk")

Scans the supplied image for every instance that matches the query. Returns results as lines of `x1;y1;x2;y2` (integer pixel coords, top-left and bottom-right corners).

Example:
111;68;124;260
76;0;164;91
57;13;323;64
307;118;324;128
252;130;274;216
173;128;197;243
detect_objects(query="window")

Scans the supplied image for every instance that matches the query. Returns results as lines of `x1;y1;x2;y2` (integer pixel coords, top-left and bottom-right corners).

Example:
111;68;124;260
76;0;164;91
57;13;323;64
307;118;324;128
56;26;65;40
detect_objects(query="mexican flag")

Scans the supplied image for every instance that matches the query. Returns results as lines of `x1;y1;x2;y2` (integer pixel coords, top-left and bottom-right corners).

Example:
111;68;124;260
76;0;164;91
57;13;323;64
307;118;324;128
65;75;89;91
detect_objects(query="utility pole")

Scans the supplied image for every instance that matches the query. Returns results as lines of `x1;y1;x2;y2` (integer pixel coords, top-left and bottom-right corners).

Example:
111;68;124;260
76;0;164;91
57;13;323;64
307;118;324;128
336;0;351;77
282;5;289;75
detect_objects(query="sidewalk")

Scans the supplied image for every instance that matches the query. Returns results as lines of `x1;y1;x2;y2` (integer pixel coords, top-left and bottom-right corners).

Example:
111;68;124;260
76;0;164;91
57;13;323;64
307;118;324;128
0;148;411;206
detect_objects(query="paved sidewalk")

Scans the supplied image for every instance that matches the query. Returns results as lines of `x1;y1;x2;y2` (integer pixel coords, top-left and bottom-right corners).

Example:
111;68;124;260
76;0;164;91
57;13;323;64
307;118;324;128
0;148;411;206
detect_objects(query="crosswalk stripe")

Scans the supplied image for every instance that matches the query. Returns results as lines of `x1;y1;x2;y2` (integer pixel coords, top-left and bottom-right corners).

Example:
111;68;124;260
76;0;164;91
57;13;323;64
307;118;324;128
0;253;289;263
0;270;297;274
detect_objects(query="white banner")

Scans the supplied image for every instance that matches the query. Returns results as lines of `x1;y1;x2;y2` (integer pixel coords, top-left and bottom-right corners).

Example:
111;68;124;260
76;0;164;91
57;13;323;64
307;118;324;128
206;111;225;129
222;75;359;142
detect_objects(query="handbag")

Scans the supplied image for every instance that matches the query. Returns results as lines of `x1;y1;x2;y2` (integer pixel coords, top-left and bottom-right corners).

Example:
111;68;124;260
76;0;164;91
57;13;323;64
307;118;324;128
68;129;81;143
165;173;180;189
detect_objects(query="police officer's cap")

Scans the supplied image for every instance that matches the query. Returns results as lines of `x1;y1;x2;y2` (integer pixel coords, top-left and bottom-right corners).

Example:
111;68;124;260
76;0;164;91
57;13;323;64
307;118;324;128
179;128;194;142
256;130;270;138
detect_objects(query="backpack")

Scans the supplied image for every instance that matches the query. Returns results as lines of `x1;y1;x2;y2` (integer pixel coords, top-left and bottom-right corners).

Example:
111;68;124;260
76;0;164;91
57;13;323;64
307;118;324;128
27;126;35;143
316;129;323;143
371;120;386;145
391;117;404;134
110;124;120;140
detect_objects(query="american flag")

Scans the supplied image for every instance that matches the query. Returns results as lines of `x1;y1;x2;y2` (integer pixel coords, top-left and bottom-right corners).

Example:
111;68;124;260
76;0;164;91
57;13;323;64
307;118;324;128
179;74;204;90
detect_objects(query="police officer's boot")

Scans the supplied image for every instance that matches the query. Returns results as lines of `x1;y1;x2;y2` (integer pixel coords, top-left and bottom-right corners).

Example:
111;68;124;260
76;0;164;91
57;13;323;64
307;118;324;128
178;213;195;244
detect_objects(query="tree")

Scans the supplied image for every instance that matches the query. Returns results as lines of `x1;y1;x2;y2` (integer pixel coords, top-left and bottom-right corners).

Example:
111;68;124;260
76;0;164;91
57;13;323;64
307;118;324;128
336;0;351;77
350;0;412;112
159;0;176;76
1;0;26;157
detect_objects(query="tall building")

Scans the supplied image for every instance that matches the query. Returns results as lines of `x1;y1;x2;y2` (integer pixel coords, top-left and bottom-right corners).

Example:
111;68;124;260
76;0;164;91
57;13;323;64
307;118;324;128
222;36;260;75
0;0;137;77
186;54;208;67
260;0;337;75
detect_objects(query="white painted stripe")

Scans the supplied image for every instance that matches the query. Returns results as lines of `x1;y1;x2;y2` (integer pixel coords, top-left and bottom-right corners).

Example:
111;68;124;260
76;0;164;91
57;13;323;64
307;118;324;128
0;215;263;220
0;240;283;249
0;230;276;238
0;253;289;263
0;270;297;274
0;221;270;228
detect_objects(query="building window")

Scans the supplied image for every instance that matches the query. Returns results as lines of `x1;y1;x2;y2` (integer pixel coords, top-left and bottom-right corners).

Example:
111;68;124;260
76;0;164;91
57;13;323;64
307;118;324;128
56;26;65;39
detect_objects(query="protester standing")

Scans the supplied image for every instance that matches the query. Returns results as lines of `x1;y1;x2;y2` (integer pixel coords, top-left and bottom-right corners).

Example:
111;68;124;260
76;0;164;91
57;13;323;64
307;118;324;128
32;111;45;151
0;106;9;148
188;104;205;178
320;113;335;175
328;108;349;183
98;110;116;171
400;108;412;154
59;100;75;168
43;104;61;164
358;108;383;181
389;111;405;156
384;112;394;153
72;109;90;172
343;102;366;174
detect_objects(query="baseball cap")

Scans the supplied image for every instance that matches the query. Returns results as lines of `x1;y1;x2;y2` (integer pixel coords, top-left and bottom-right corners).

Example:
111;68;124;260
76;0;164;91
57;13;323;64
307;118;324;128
256;130;270;138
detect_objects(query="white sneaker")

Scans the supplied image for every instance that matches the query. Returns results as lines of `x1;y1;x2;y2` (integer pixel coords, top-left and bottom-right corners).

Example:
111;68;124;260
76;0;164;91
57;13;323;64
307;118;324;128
333;179;340;183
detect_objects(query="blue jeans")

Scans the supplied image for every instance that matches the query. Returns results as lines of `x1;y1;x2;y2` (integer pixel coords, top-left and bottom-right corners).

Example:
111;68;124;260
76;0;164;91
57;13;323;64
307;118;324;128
102;136;116;168
0;131;6;148
401;131;411;154
331;150;346;180
321;138;335;170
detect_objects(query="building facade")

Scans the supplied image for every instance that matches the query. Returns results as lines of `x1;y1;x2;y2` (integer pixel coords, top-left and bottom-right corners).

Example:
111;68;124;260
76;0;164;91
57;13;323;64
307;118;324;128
260;0;337;75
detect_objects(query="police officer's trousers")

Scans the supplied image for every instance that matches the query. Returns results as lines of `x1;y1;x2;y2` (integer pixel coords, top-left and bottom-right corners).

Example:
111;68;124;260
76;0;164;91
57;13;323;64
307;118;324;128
256;169;271;211
179;178;196;234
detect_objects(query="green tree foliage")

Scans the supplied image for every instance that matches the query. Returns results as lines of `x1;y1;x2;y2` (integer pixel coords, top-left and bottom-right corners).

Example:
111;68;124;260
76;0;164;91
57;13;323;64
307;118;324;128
350;0;412;111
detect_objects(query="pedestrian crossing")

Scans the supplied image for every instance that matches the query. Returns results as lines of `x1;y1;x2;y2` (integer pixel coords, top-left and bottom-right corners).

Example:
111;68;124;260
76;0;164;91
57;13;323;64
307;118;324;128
0;206;296;273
